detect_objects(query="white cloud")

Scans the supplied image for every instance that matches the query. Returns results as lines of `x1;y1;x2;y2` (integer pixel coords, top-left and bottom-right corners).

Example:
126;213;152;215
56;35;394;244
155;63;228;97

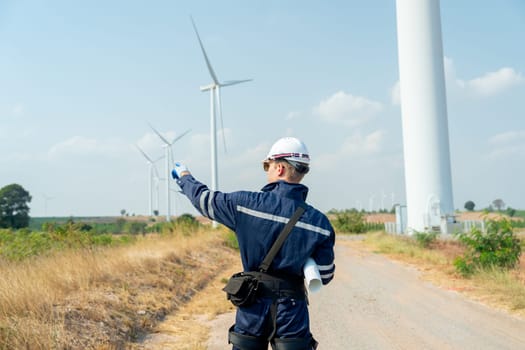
47;136;129;159
489;130;525;145
314;91;382;126
487;130;525;159
390;81;400;105
463;67;523;96
447;57;523;97
340;130;386;156
391;57;524;104
315;130;387;169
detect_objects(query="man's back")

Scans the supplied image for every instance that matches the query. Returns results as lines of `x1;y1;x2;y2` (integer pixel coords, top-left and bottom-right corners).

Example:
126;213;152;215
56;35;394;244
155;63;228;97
171;136;335;349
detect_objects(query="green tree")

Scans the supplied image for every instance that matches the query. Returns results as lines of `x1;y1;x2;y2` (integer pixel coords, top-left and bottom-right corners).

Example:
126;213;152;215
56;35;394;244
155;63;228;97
0;184;32;229
506;207;516;217
464;200;475;211
492;198;505;211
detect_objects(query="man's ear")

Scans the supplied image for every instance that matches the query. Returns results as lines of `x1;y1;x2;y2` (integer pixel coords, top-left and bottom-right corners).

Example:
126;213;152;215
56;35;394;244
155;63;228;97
277;163;286;177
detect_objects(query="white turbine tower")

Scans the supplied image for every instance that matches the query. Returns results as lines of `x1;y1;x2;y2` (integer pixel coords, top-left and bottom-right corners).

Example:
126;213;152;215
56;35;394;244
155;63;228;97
136;145;163;216
153;171;162;216
149;125;191;222
42;194;54;217
396;0;455;234
191;17;252;207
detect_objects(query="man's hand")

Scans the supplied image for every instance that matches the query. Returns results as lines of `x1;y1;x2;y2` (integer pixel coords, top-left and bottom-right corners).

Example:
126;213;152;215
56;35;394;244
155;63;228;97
171;162;190;179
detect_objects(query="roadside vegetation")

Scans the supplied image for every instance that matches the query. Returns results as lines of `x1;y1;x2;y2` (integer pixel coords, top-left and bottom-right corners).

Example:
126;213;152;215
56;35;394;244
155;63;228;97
329;209;384;233
0;216;238;349
359;218;525;317
2;204;524;348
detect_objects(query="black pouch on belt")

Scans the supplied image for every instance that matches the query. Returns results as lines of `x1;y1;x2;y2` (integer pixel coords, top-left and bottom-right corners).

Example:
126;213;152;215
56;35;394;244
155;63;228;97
222;272;260;307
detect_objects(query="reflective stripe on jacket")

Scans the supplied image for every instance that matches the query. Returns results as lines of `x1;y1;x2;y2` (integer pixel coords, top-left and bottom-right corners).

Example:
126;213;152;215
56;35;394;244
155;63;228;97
176;176;335;284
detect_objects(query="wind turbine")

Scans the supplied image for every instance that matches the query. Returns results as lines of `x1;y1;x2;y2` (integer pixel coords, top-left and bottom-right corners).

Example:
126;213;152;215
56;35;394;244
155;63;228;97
153;172;162;216
136;145;163;216
149;125;191;222
190;16;252;200
42;194;54;217
369;194;375;213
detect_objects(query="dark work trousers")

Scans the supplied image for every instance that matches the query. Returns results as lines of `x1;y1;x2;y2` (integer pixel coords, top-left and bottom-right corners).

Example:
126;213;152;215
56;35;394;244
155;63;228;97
232;296;312;350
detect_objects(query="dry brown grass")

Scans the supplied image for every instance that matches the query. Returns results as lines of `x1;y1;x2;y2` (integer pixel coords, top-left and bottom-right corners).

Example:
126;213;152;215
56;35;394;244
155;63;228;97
131;255;240;350
0;228;237;349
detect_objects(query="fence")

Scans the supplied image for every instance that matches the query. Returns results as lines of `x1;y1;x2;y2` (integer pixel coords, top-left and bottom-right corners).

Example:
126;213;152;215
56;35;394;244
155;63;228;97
384;220;486;234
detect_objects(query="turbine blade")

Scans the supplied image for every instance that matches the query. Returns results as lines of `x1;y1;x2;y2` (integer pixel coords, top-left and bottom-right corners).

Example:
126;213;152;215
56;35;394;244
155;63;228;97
221;79;253;87
216;87;227;154
190;16;220;85
153;164;161;179
136;144;154;163
170;129;191;145
149;123;171;146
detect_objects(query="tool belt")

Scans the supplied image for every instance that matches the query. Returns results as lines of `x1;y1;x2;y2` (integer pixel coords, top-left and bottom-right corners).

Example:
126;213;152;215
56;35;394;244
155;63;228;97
223;271;305;307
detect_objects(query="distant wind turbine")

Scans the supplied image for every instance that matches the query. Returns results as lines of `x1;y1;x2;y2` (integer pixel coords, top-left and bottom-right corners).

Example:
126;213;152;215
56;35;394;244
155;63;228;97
42;194;54;217
149;125;191;222
136;145;163;216
190;16;252;200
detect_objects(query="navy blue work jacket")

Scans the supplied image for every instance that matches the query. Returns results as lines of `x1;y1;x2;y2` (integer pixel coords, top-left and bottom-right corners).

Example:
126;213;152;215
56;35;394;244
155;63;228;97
176;176;335;284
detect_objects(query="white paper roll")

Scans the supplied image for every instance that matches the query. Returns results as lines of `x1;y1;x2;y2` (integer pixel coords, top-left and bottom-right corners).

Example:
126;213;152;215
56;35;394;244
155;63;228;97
303;257;322;293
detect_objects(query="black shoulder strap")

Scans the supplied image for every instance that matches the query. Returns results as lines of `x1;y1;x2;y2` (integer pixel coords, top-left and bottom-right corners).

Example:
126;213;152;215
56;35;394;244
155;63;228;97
259;203;306;273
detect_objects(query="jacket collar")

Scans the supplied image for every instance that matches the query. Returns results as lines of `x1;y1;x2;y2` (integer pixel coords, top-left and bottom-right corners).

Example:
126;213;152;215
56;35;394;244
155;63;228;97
261;180;309;202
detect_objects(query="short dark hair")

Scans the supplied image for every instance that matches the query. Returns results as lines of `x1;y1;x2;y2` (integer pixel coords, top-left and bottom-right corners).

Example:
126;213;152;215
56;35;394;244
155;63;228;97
275;159;308;182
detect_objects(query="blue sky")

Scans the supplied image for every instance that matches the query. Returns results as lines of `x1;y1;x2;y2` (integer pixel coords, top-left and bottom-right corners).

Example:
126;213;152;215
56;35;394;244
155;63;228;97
1;0;524;217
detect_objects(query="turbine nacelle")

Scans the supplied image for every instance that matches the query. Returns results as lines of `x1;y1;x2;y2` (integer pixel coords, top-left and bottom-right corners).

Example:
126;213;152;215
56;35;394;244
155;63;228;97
200;83;216;91
191;16;252;227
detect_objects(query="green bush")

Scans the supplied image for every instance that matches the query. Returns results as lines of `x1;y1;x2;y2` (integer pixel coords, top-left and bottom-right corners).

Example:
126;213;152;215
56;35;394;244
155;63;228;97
144;214;201;236
90;234;115;246
125;222;147;235
331;210;366;233
0;229;53;260
175;213;199;226
173;214;201;236
454;219;522;276
0;222;135;261
413;231;439;248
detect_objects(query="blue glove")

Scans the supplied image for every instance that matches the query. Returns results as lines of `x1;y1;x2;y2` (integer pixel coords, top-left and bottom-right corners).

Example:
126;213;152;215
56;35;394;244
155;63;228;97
171;162;189;180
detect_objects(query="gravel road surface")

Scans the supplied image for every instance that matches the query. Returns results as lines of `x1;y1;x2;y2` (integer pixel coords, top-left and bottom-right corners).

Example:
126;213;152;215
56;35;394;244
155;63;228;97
208;236;525;349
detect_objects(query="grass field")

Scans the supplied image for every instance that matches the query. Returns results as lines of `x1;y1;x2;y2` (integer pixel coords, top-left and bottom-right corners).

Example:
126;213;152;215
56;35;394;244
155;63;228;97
0;226;237;349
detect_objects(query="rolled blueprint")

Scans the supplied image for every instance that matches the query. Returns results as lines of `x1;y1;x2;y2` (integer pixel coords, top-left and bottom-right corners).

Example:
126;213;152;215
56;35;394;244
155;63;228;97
303;257;322;293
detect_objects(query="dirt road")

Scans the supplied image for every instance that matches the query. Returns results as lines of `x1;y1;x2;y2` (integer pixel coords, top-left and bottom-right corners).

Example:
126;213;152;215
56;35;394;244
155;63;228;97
207;236;525;349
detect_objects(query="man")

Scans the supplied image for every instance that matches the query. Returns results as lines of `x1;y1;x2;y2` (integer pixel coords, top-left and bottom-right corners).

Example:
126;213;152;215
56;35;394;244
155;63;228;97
171;137;335;350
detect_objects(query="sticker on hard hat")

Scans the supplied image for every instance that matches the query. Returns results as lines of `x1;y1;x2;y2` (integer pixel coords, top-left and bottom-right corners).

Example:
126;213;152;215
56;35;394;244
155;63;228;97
271;153;310;160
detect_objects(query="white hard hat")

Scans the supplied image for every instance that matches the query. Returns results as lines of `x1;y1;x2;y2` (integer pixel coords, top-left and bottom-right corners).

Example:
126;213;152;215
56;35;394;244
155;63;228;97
266;137;310;165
